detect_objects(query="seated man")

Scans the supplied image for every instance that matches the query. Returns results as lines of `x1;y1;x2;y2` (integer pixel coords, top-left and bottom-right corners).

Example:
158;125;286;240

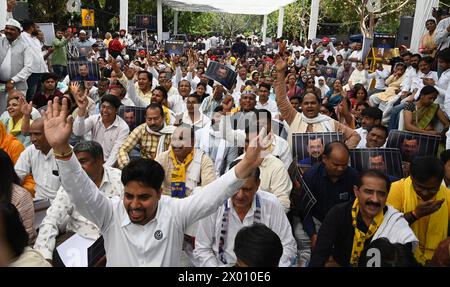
34;141;123;262
294;141;360;266
195;106;238;176
310;170;418;267
73;94;129;166
357;125;388;149
355;107;383;148
32;73;63;109
274;56;360;148
368;63;406;108
179;93;210;128
233;223;285;267
155;124;217;197
118;104;175;169
256;83;279;117
41;96;267;266
387;156;450;265
15;118;61;201
194;160;297;267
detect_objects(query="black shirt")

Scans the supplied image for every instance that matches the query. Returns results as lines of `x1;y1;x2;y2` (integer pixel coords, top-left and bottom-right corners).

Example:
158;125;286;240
310;201;387;267
301;162;360;236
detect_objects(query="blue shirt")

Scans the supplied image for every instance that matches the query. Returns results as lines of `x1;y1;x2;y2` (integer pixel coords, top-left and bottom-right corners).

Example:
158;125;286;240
301;162;360;237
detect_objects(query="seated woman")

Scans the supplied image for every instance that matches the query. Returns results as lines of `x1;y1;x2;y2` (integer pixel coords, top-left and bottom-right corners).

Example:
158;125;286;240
1;93;32;147
349;84;369;110
300;76;322;100
344;62;369;91
0;203;50;267
0;149;35;244
323;79;345;107
403;85;449;135
335;96;356;129
286;73;302;99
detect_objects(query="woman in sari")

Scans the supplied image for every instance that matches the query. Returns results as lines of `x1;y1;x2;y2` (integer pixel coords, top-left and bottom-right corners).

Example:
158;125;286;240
403;86;449;135
286;73;302;99
1;94;32;147
419;19;437;58
323;79;345;107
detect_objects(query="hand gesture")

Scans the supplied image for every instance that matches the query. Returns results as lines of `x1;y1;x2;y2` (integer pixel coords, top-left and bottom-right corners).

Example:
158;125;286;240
42;97;73;154
74;88;88;113
279;40;286;55
273;53;287;73
110;57;121;74
7;0;16;12
124;65;135;80
70;81;80;96
414;199;445;218
19;97;33;117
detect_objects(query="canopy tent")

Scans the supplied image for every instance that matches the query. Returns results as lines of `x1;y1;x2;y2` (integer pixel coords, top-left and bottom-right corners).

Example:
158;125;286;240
163;0;296;15
119;0;296;42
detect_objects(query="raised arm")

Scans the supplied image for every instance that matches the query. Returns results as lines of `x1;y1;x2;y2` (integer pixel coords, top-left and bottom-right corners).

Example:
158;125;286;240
42;98;114;232
174;128;271;230
274;51;298;125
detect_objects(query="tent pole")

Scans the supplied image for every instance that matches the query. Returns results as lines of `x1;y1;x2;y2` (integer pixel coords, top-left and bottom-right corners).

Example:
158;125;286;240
277;7;284;38
157;0;163;43
174;10;179;35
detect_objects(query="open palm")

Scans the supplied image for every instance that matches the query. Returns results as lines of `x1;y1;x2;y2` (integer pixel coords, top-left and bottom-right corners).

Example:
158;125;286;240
43;98;73;151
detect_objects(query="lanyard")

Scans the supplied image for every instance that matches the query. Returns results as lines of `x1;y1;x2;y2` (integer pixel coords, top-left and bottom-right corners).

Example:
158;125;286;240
218;194;261;265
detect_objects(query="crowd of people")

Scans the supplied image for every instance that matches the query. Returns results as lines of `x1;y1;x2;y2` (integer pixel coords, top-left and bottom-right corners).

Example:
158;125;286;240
1;0;450;267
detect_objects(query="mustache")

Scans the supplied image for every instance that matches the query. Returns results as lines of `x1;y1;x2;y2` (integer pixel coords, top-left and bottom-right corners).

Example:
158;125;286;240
365;201;381;208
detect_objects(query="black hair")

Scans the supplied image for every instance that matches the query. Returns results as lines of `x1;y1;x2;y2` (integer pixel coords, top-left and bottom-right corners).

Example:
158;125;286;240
321;103;338;120
411;53;422;60
99;77;110;84
290;96;302;103
425;19;436;25
146;103;165;118
121;158;165;191
187;93;201;103
361;107;383;121
419;56;434;66
153;86;168;100
438;48;450;64
234;223;283;267
358;238;420;267
259;82;271;91
418;85;439;99
367;125;388;138
402;51;413;58
196;82;207;90
353;84;368;101
440;149;450;165
21;19;35;31
137;71;153;83
411;156;445;182
40;73;59;83
0;149;21;203
322;141;349;157
356;169;391;192
73;141;104;161
112;33;120;39
0;202;29;258
356;101;370;110
229;159;260;180
245;80;256;86
100;94;122;110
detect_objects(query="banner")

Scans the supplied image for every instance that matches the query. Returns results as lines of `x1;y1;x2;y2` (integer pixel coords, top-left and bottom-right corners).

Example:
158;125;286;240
36;23;55;46
81;9;95;27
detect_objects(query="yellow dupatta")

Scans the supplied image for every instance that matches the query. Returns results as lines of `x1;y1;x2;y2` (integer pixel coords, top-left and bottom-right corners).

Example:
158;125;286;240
350;198;384;266
169;147;194;198
162;105;171;125
7;117;25;137
403;177;448;265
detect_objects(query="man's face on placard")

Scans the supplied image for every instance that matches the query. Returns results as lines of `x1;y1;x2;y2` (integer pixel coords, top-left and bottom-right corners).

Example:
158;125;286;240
124;111;136;127
217;67;228;80
401;138;419;160
79;64;89;77
368;155;387;173
143;17;150;27
307;138;324;159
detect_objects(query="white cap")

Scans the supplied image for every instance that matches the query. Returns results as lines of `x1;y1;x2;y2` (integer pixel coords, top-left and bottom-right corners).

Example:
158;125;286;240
79;30;87;34
123;55;130;61
5;18;22;31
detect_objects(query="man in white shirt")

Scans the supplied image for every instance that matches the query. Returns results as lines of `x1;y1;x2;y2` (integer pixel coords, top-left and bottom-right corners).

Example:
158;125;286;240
34;141;123;262
356;125;388;149
0;18;33;113
194;160;297;267
73;94;130;166
348;42;363;67
234;66;247;95
355;107;383;148
432;48;450;117
15;118;61;201
41;96;268;266
21;19;49;101
256;83;278;117
367;63;390;95
434;15;450;50
410;56;438;102
195;108;239;176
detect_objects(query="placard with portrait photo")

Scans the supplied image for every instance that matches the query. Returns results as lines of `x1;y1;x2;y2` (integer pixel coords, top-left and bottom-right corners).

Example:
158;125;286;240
135;15;157;31
204;61;237;91
118;106;147;131
68;61;100;81
386;130;441;163
164;40;184;56
292;132;344;168
349;148;404;180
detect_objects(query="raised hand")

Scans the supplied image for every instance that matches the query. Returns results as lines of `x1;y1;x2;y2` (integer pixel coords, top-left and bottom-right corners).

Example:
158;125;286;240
70;81;80;96
124;65;136;80
42;97;73;155
19;97;33;117
74;88;88;115
274;53;287;73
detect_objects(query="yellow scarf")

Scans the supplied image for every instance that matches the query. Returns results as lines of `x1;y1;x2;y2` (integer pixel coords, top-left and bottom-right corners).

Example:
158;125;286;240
162;105;171;125
169;147;194;198
230;106;240;114
350;198;384;266
403;177;448;265
7;117;25;137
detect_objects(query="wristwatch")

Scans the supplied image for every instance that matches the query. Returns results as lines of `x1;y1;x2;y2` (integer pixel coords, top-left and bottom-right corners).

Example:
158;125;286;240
8;79;15;85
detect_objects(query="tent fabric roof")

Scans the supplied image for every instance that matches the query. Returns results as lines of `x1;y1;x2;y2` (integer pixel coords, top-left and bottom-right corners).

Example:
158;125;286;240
164;0;297;15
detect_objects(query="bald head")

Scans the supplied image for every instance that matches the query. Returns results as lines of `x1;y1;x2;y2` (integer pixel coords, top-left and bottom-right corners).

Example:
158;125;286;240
31;118;44;129
322;141;350;179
